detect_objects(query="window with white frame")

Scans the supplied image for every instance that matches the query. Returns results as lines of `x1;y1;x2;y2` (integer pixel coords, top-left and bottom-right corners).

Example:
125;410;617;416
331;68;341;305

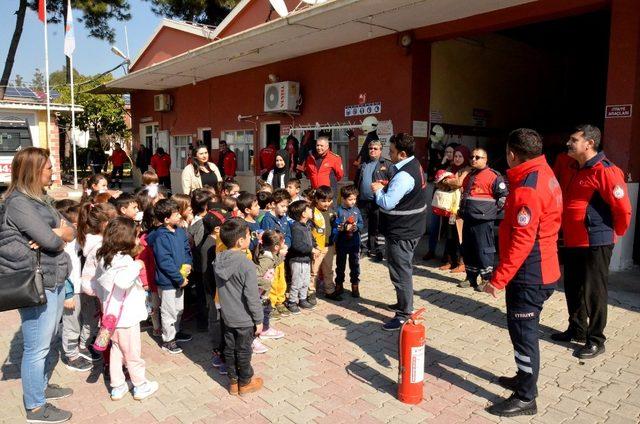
171;135;191;171
222;130;254;174
140;123;158;151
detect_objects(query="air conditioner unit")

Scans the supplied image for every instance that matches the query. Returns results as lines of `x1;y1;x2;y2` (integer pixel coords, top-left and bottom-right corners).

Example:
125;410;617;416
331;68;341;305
264;81;300;113
154;94;172;112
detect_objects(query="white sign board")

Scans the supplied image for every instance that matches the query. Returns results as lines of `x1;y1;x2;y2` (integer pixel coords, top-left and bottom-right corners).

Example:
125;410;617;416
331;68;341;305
412;120;429;138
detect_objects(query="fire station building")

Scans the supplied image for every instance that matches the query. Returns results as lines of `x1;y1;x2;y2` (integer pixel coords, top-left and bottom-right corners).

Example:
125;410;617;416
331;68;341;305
104;0;640;268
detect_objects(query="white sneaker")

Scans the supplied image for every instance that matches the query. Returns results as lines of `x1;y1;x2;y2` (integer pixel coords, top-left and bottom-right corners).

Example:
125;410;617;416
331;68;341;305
252;338;269;354
259;327;285;340
133;381;159;400
110;383;128;401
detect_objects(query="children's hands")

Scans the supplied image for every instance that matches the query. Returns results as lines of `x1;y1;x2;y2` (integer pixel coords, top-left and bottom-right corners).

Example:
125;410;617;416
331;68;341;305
180;278;189;288
312;248;320;257
63;298;75;311
255;323;264;336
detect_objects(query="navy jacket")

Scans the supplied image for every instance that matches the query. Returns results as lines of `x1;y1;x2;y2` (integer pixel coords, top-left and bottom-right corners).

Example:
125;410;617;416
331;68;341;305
332;205;364;250
260;212;292;247
147;226;192;289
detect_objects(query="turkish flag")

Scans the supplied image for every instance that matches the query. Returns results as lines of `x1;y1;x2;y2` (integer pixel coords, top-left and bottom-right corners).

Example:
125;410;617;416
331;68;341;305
38;0;45;22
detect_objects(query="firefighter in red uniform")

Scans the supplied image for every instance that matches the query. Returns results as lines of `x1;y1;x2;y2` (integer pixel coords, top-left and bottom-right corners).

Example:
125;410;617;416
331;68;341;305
304;136;344;194
551;125;632;359
259;142;277;178
217;140;237;180
484;129;562;417
109;142;129;189
458;148;508;289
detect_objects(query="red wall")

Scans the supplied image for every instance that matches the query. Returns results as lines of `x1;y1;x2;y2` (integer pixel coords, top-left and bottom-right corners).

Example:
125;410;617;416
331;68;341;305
130;27;211;72
219;0;302;39
131;34;429;178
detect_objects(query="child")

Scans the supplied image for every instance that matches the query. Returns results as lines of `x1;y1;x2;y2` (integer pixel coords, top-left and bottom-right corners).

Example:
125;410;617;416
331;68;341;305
237;192;261;251
147;199;193;354
286;178;303;202
78;202;118;365
302;187;315;203
310;186;338;301
286;200;318;314
80;173;109;203
188;188;214;330
260;189;291;318
255;230;286;340
93;217;159;401
256;178;273;193
55;200;97;372
221;180;240;200
113;193;140;220
171;193;194;228
137;203;161;337
215;218;264;395
256;191;274;225
332;185;364;298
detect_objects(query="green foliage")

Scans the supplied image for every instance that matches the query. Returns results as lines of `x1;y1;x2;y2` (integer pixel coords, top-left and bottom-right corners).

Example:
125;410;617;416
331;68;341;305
30;68;45;91
14;75;24;87
144;0;240;25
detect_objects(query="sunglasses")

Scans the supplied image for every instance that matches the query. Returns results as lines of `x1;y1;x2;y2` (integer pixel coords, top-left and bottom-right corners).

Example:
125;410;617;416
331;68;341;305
471;155;486;160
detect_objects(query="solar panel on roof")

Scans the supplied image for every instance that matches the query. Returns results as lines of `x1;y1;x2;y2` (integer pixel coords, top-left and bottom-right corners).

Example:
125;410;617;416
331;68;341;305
4;84;39;99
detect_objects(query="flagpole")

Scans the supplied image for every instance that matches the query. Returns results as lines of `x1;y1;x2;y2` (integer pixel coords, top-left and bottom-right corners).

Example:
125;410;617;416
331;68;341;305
70;55;77;189
43;0;51;148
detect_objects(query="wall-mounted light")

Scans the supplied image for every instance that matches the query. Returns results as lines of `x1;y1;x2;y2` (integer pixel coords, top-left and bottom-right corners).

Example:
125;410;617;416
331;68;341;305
400;32;413;48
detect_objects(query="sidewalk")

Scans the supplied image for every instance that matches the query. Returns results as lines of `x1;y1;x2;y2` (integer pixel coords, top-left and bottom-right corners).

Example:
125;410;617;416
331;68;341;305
1;256;639;423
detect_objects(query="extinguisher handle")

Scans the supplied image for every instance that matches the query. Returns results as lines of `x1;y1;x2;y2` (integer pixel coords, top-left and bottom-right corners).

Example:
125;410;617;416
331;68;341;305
410;308;426;322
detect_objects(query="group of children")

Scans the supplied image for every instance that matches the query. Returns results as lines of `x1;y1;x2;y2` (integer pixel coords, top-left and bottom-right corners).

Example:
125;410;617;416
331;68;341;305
57;169;366;398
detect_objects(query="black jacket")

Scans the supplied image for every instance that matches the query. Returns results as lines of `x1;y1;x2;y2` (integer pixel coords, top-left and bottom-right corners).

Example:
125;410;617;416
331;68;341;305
355;156;395;200
287;221;315;263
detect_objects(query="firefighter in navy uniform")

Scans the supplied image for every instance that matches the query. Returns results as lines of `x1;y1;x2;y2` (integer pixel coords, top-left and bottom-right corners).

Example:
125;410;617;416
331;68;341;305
484;129;563;417
552;125;632;359
458;148;508;290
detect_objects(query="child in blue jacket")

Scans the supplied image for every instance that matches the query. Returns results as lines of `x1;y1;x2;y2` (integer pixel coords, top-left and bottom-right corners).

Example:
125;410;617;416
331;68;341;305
332;185;364;298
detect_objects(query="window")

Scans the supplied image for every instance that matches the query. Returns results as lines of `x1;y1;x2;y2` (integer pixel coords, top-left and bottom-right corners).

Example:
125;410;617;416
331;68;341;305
222;130;254;174
171;135;191;171
140;123;158;151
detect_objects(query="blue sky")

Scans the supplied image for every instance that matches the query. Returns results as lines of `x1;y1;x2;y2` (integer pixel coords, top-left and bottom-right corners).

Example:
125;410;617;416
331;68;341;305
1;1;163;83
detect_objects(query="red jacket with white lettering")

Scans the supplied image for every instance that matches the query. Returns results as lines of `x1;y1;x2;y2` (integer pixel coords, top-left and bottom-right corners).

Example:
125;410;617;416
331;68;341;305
304;151;344;189
491;155;563;289
553;152;631;248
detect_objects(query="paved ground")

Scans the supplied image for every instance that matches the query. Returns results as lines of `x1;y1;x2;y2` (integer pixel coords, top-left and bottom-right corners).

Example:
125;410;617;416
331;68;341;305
1;248;640;424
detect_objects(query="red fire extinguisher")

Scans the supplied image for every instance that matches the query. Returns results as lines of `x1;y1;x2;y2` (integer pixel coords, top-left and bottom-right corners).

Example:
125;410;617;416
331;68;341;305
398;308;426;404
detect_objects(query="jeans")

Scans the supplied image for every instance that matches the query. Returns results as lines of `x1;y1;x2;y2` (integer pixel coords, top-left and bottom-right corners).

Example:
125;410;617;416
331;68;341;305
386;237;420;320
223;326;255;384
335;248;360;285
19;285;65;410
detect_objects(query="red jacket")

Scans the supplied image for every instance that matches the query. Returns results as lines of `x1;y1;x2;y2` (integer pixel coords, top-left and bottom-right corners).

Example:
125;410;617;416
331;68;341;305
150;153;171;177
110;149;128;167
304;151;344;189
259;146;276;174
554;152;631;248
491;155;563;289
219;150;237;178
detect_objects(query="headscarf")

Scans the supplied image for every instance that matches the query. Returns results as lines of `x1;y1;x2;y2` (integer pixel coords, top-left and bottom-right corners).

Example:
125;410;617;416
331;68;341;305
272;149;291;189
450;145;470;174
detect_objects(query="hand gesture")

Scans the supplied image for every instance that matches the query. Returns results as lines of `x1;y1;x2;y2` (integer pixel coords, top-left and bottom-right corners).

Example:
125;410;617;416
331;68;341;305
371;181;384;193
180;278;189;288
483;282;501;298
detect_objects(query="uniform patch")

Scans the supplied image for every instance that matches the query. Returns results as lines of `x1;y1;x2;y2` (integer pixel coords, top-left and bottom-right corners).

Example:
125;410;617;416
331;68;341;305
613;185;625;199
516;206;531;227
498;182;507;190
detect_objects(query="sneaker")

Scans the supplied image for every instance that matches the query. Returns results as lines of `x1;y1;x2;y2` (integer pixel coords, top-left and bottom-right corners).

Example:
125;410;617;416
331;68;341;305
26;403;72;423
133;381;159;401
212;352;224;368
307;292;318;306
372;253;384;262
110;383;129;401
252;338;269;354
382;317;406;331
299;299;316;310
45;384;73;401
260;327;285;340
78;346;102;362
175;331;192;342
276;303;291;317
239;376;264;396
218;363;228;375
269;308;281;321
162;340;183;354
285;301;301;315
325;291;343;301
65;356;92;372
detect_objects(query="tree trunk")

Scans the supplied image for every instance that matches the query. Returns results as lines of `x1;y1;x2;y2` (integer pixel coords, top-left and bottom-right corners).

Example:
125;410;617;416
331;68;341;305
0;0;28;100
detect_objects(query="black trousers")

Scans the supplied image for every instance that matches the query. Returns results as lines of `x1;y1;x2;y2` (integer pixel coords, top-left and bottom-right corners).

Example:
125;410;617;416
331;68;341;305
461;219;495;284
563;245;613;346
335;247;360;285
159;175;171;190
386;237;420;320
110;165;124;188
506;283;555;401
223;326;255;384
358;200;383;255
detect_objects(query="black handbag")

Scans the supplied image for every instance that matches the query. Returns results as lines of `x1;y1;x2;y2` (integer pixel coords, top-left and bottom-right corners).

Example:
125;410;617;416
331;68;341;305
0;250;46;312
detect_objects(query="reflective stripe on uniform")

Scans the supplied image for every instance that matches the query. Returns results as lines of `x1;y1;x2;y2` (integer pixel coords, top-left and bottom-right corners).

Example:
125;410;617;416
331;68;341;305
381;204;427;216
515;351;531;362
517;363;533;374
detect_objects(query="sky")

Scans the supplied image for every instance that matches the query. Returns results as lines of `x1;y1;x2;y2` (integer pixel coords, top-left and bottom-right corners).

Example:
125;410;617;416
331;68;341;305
1;1;164;84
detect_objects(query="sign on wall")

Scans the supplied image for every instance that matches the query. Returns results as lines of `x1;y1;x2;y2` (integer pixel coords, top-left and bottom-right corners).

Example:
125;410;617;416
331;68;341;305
345;102;382;117
412;121;429;138
605;104;632;118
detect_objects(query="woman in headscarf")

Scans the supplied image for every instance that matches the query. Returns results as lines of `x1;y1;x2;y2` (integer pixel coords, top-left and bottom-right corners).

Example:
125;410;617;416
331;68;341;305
265;150;291;190
437;145;471;273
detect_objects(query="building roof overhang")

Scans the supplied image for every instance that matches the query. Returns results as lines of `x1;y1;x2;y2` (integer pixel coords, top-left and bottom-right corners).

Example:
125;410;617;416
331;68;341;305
0;101;84;113
105;0;534;92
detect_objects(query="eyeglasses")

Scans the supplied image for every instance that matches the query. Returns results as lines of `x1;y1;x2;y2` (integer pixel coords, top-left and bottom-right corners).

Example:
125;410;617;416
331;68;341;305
368;147;381;150
471;155;486;160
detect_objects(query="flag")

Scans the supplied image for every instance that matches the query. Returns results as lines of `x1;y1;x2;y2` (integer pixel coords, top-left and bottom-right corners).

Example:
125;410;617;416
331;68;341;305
38;0;45;22
64;0;75;58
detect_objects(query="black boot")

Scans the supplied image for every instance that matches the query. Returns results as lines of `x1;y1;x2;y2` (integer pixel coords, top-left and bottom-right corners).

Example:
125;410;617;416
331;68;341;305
335;282;344;296
486;394;537;417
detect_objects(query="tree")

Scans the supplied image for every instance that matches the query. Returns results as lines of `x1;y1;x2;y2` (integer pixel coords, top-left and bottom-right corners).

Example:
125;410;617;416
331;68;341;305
145;0;240;26
14;74;24;87
31;68;45;92
1;0;131;99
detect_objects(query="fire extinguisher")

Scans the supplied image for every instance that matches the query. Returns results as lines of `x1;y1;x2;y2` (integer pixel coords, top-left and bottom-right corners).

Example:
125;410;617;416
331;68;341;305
398;308;426;404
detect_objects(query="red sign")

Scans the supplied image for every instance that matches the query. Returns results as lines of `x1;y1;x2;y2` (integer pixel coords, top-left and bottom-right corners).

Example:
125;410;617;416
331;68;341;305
0;163;11;174
605;104;632;118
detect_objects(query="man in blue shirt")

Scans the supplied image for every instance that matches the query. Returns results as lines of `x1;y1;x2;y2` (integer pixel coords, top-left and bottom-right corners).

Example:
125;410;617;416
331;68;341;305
372;133;427;331
356;140;394;262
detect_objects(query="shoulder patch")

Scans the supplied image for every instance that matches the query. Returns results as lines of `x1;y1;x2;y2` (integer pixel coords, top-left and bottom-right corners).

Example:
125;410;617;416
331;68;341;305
498;182;507;190
516;206;532;227
613;185;625;199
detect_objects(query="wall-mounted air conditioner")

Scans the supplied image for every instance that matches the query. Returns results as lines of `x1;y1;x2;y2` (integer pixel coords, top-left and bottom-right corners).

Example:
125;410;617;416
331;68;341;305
154;94;172;112
264;81;300;113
